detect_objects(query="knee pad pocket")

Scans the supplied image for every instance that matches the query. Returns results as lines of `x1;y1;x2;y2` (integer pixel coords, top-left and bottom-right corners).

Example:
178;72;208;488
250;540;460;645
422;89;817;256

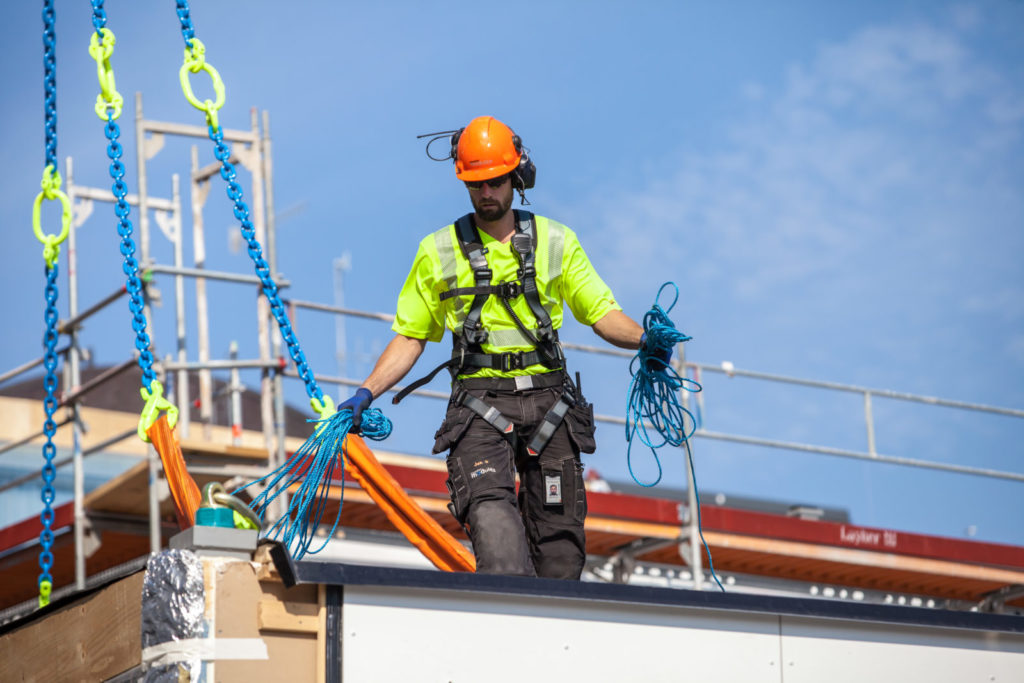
446;451;516;524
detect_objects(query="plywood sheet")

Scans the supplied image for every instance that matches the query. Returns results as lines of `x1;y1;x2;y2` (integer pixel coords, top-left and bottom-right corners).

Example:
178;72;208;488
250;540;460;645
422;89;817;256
0;571;144;682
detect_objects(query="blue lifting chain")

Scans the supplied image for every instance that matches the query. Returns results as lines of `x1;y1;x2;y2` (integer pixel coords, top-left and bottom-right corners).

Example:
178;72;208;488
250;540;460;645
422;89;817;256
90;1;157;394
172;1;391;559
36;0;60;609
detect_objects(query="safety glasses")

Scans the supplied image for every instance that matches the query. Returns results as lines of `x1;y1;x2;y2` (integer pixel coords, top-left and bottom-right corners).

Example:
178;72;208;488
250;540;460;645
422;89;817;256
464;173;510;190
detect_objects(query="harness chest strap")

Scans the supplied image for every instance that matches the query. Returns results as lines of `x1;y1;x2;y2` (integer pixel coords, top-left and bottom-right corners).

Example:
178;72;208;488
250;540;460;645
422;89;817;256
443;211;556;349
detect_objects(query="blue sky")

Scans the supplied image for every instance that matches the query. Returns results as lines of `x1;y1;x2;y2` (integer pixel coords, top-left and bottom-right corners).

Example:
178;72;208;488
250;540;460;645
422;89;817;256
3;1;1023;545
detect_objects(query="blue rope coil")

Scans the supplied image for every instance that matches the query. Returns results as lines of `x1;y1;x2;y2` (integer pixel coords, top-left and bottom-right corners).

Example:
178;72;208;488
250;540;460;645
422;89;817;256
626;282;701;487
38;264;60;588
234;409;393;560
626;282;723;591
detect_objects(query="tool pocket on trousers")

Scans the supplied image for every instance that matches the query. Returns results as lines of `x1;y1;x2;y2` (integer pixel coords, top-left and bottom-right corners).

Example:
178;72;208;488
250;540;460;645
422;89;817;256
565;401;597;454
432;402;475;454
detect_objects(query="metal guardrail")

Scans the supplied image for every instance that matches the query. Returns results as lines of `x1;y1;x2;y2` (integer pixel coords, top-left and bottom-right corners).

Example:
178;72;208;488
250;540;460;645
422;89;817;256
4;298;1021;485
283;306;1024;486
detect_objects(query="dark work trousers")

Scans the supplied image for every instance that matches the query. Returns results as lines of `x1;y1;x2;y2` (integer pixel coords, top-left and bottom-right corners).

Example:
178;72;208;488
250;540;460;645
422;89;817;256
434;384;591;579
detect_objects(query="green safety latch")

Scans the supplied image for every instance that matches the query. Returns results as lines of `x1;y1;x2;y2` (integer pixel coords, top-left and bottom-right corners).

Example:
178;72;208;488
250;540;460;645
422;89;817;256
310;394;337;437
138;379;179;442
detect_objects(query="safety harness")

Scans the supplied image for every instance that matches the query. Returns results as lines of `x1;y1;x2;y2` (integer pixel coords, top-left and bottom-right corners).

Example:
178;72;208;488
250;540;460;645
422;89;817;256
393;210;579;456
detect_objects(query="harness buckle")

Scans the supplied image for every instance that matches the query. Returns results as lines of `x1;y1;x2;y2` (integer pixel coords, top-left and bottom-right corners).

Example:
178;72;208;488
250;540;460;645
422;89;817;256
497;281;521;299
501;351;525;372
462;320;488;345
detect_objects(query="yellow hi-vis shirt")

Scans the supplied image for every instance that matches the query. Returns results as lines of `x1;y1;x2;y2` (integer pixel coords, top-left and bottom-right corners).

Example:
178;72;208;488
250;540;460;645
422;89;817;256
392;214;621;378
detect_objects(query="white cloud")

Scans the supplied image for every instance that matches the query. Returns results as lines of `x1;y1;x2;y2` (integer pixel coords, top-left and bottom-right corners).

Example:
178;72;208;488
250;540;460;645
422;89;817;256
576;12;1023;327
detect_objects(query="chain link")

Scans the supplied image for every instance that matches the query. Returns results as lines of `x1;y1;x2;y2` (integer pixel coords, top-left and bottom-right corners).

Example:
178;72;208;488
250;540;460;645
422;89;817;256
38;265;59;592
104;113;156;390
42;0;57;170
208;125;323;401
89;0;107;37
175;0;196;47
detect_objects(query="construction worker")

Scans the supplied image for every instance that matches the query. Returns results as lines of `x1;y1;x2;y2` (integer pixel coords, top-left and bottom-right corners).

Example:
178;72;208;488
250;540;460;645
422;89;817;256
340;116;667;579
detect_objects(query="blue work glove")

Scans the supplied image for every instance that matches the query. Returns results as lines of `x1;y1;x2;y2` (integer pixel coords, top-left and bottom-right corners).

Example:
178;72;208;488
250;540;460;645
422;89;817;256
339;388;373;432
640;333;673;372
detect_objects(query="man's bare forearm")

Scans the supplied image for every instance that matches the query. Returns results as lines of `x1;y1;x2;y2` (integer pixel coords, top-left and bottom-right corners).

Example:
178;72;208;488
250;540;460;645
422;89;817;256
360;334;427;399
591;309;644;350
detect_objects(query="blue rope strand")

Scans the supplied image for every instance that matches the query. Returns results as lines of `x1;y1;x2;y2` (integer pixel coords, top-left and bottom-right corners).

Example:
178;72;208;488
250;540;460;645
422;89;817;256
234;409;392;560
684;438;725;592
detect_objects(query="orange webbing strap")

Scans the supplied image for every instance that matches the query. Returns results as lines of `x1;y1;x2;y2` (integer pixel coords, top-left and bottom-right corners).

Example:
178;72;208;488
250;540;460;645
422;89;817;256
146;415;201;529
343;435;476;573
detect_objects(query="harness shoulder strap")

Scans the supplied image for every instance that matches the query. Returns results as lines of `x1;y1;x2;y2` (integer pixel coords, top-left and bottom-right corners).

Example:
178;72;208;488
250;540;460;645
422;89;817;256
453;214;491;346
511;211;553;343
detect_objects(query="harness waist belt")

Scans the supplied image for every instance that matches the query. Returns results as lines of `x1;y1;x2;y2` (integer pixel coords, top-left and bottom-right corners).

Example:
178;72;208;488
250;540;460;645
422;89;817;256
459;371;565;392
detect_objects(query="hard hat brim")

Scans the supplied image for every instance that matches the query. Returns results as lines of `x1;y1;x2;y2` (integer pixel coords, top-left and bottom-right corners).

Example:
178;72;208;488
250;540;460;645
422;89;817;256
455;158;521;182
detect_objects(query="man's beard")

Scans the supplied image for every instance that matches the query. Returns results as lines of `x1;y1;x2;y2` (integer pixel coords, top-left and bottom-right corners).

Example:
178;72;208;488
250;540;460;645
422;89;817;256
472;193;513;222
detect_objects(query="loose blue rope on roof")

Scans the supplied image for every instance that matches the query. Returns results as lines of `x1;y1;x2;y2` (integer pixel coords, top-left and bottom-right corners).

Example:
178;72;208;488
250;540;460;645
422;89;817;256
234;408;392;560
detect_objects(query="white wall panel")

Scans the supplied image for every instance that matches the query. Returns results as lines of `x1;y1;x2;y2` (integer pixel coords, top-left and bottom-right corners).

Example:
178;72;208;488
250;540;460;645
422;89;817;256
779;616;1024;683
343;585;784;683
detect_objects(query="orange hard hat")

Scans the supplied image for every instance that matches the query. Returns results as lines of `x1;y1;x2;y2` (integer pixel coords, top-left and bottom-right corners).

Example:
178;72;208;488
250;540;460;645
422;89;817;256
454;116;522;181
